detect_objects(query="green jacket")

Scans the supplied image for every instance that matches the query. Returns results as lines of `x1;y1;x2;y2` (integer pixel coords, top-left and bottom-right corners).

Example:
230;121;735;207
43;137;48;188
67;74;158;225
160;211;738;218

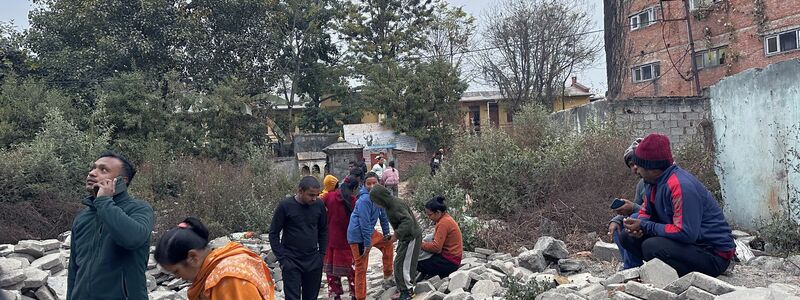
68;179;155;300
370;185;421;241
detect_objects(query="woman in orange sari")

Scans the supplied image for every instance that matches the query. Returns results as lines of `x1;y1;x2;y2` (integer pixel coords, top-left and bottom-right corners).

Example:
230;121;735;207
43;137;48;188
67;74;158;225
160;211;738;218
155;217;275;300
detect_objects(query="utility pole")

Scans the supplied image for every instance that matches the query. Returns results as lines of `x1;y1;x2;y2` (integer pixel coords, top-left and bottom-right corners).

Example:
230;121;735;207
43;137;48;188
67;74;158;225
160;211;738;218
682;0;703;96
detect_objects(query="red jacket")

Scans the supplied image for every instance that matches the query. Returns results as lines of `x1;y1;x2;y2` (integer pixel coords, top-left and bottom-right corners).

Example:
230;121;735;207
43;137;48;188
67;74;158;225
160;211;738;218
322;190;355;250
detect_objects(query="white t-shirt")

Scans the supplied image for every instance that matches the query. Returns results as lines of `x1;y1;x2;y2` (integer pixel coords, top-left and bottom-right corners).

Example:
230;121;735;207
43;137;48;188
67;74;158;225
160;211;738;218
372;163;385;178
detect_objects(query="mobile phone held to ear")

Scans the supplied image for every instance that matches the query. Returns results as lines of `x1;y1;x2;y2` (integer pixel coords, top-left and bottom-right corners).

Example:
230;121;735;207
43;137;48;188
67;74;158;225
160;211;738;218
610;198;625;209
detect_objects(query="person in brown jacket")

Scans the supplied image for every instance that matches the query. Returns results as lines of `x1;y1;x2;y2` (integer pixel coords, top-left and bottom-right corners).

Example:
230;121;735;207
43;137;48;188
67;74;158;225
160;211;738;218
417;196;463;279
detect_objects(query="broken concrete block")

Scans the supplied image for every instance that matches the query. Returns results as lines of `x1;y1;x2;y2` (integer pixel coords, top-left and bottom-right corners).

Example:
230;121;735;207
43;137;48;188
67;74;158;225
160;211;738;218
592;241;622;262
34;286;57;300
533;237;569;260
714;287;774;300
611;292;640;300
13;240;60;259
677;286;715;300
6;254;34;264
558;259;586;274
470;280;501;296
22;268;49;288
624;281;654;299
30;253;63;271
602;267;640;286
578;283;605;298
518;250;547;273
664;274;694;294
46;276;68;299
415;281;435;294
0;289;21;300
442;289;472;300
639;258;679;289
474;248;495;256
0;269;25;288
687;272;736;295
0;258;23;273
649;288;679;300
425;291;447;300
748;256;785;272
448;271;471;292
768;283;800;296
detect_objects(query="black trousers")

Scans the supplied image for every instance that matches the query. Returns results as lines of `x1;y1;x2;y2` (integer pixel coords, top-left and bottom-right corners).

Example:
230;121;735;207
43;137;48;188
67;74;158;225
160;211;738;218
618;231;730;277
417;253;459;279
281;257;323;300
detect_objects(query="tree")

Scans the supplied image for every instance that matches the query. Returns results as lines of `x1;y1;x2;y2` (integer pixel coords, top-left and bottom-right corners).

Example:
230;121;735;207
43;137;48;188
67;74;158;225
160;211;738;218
604;0;633;99
0;78;77;148
0;22;37;83
425;2;476;73
270;0;343;135
176;0;279;93
341;0;435;65
28;0;179;92
479;0;599;114
361;59;466;148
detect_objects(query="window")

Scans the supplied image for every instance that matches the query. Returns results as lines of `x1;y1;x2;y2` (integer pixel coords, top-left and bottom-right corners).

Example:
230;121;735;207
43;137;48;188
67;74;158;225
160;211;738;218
694;47;728;69
630;8;656;31
632;63;661;83
689;0;721;11
765;29;800;55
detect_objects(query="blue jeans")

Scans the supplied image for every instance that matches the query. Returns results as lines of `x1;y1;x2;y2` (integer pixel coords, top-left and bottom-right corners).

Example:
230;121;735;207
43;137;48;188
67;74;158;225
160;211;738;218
613;213;643;269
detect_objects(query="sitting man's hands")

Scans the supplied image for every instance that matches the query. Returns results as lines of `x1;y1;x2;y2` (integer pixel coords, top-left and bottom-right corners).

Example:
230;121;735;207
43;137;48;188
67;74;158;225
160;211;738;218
614;199;636;216
623;217;644;238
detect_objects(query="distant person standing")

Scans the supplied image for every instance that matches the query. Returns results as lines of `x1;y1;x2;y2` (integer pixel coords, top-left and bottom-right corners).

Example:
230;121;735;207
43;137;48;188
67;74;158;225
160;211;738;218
372;156;386;179
356;158;368;183
269;176;328;300
68;151;155;300
381;161;400;197
430;149;444;176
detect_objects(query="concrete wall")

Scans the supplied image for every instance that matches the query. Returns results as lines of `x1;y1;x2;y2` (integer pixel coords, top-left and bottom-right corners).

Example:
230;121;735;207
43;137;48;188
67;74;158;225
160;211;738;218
272;157;298;178
550;97;711;146
293;133;339;153
710;59;800;229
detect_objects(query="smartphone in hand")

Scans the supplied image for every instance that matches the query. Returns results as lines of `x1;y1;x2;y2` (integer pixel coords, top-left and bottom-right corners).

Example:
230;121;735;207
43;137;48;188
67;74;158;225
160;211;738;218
610;198;626;209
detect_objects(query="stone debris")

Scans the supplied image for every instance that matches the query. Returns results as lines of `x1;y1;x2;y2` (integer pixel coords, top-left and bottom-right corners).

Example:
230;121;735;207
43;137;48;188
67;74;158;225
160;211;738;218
638;258;679;289
2;232;800;300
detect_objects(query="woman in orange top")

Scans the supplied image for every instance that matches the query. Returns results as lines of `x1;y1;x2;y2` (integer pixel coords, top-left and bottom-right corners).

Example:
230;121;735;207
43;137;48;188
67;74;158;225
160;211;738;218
154;217;275;300
417;196;463;280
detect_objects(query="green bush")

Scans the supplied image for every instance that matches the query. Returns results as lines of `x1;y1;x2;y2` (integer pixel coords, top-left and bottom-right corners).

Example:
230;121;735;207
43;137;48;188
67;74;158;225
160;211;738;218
757;213;800;256
0;109;109;242
133;146;297;239
411;103;637;251
502;276;552;299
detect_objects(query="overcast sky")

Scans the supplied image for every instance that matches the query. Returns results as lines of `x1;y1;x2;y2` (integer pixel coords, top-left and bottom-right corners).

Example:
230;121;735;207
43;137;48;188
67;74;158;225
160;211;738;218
0;0;607;94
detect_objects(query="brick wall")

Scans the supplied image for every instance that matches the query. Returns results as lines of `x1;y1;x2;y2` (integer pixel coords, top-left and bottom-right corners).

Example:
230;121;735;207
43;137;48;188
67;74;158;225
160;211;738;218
550;97;711;146
618;0;800;98
394;150;433;181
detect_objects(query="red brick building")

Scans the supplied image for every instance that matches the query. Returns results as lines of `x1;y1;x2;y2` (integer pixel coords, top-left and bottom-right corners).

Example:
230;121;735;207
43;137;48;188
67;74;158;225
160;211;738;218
617;0;800;98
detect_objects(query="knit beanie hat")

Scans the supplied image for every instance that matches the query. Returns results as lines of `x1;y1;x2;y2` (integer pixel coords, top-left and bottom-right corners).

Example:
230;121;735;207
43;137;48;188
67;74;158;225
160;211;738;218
623;138;643;167
632;133;674;170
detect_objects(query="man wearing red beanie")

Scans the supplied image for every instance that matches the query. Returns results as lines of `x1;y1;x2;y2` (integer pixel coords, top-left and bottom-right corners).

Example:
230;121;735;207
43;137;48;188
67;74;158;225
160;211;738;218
619;133;735;277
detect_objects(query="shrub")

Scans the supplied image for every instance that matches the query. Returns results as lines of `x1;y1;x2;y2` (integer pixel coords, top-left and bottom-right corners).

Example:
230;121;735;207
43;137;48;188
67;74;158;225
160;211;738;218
502;276;552;299
411;103;638;251
0;109;109;242
756;213;800;256
673;140;722;207
133;146;297;239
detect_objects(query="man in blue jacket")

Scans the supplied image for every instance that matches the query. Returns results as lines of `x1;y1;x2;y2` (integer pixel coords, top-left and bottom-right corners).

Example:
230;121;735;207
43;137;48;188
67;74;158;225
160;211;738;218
68;151;155;300
621;133;735;277
347;172;394;300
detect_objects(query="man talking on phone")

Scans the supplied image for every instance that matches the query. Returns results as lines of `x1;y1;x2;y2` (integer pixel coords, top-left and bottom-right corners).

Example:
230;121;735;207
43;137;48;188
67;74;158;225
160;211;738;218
68;151;155;300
